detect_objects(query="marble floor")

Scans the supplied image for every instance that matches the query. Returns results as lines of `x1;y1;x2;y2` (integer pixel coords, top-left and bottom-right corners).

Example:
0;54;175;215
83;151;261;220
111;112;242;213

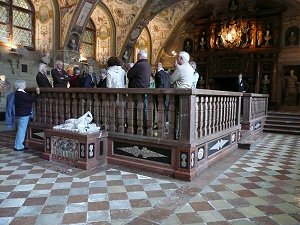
0;131;299;225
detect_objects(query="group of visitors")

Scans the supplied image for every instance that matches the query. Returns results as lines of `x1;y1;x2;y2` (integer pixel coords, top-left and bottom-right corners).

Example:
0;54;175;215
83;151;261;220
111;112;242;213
36;57;127;89
35;50;200;91
7;50;202;151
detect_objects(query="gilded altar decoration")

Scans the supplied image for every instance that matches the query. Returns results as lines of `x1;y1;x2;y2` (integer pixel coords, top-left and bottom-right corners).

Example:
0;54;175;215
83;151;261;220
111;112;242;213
218;18;243;48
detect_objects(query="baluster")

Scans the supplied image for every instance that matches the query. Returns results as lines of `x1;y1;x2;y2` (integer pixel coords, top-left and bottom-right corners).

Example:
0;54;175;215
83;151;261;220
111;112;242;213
86;93;93;114
93;93;101;126
146;94;154;137
199;96;204;138
65;93;71;120
118;94;125;133
208;96;213;134
157;94;165;138
47;93;53;124
220;97;224;130
233;97;237;127
229;97;233;127
71;93;78;118
109;94;116;132
41;93;47;123
126;94;135;134
228;97;232;128
35;94;42;123
195;96;199;139
203;96;209;136
222;97;230;130
78;93;86;118
212;96;216;133
53;93;59;125
102;93;109;130
167;94;175;139
58;93;65;123
136;94;144;135
216;96;220;132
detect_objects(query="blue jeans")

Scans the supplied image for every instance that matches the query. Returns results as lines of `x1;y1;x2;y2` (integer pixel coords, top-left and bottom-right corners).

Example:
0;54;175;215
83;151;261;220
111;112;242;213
15;116;30;149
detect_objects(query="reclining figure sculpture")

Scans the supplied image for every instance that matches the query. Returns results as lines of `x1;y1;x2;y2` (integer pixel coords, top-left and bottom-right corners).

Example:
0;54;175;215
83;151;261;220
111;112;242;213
53;111;101;134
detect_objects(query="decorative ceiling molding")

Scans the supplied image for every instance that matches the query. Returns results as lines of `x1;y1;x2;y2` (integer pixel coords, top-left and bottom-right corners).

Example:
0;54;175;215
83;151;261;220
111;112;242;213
57;0;80;48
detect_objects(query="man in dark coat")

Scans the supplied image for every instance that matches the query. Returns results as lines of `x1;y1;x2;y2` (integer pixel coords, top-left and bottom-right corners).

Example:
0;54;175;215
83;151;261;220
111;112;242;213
237;73;249;92
127;50;151;88
82;65;97;88
36;63;52;88
127;50;151;133
155;63;170;123
51;60;70;87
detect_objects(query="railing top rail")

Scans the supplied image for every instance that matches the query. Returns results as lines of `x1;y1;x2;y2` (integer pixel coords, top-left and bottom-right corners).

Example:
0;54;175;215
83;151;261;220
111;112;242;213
27;87;243;97
242;93;269;98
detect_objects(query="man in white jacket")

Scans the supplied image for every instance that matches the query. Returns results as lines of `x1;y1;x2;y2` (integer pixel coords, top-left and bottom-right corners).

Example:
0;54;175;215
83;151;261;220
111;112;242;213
106;57;125;88
170;51;194;88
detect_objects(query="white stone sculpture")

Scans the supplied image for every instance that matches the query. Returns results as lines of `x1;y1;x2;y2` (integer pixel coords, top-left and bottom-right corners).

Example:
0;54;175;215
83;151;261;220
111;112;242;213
53;111;101;134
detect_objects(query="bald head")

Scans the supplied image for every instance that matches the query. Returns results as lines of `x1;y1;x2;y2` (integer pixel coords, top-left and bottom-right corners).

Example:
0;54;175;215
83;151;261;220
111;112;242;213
138;50;147;60
157;62;163;70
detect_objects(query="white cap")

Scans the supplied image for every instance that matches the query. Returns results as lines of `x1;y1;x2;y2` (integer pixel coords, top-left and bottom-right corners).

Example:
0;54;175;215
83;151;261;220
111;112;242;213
178;51;190;63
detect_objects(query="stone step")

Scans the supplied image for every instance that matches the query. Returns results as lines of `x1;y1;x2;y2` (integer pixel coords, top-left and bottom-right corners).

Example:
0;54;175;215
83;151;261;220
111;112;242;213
267;112;300;118
265;119;300;126
263;128;300;135
264;123;300;130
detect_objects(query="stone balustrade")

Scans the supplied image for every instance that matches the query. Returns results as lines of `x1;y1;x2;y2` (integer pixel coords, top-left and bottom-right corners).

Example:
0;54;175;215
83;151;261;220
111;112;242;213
26;88;268;181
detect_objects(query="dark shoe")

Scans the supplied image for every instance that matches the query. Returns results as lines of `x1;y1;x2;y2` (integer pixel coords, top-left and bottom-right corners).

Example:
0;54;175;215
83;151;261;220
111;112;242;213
14;148;24;151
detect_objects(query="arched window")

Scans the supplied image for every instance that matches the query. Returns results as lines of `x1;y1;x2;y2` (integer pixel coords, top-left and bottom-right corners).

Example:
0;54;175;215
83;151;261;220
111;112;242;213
0;0;34;48
82;19;96;58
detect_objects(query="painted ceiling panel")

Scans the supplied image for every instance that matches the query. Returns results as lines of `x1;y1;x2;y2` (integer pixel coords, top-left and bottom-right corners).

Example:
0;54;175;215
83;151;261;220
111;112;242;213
91;5;112;64
102;0;147;56
147;0;197;63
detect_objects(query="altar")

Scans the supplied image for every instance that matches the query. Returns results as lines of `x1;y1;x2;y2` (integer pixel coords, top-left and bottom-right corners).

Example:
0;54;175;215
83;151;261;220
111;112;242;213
42;129;108;170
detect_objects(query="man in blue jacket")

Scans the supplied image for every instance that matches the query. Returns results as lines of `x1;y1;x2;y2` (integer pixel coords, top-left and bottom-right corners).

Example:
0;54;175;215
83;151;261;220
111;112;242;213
14;80;40;151
5;91;15;130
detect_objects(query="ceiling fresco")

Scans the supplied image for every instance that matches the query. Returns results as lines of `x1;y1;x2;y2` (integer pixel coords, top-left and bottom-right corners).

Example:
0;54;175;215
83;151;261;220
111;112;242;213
102;0;147;56
147;0;197;63
32;0;300;65
91;5;113;64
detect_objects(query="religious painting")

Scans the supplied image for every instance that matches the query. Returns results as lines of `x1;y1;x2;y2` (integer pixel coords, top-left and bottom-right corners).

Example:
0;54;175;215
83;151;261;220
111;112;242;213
39;5;50;24
99;25;109;40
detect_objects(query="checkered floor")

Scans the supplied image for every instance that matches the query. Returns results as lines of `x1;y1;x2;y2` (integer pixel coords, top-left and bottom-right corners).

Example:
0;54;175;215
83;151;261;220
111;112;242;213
0;132;299;225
